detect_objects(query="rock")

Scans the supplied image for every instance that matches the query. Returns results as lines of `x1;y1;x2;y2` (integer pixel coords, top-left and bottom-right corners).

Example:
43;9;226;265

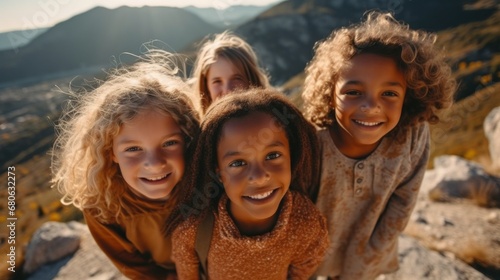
405;200;500;272
484;106;500;170
26;222;127;280
422;155;500;208
428;175;500;208
23;221;81;274
421;155;488;195
377;235;491;280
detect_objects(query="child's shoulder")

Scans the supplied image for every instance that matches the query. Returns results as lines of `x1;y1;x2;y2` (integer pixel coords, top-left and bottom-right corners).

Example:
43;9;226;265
290;191;325;224
172;211;204;242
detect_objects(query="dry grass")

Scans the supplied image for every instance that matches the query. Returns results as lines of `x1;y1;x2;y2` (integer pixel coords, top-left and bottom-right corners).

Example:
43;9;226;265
429;82;500;168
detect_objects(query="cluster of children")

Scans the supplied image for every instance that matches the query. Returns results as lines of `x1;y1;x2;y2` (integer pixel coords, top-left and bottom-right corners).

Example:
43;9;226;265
51;11;456;280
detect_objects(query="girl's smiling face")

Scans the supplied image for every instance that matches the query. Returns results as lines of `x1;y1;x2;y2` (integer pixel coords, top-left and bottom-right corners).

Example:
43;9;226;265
216;112;291;230
112;110;186;200
332;53;407;158
206;57;249;102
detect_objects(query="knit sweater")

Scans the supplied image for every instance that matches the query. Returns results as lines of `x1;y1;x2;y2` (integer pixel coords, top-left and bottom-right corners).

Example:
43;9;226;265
83;188;176;280
172;191;329;280
315;123;430;280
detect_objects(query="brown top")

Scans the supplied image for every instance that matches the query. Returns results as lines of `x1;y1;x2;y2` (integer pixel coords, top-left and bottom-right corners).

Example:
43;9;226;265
83;188;175;280
315;123;430;279
172;191;329;280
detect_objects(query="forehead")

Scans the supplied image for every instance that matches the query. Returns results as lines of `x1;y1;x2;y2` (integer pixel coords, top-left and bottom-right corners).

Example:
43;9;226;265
207;57;242;76
338;53;405;83
219;111;284;140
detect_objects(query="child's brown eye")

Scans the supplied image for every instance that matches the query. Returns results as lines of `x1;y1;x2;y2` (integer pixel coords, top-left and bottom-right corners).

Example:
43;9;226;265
229;160;246;167
345;90;361;96
266;152;281;160
382;91;398;97
125;146;141;152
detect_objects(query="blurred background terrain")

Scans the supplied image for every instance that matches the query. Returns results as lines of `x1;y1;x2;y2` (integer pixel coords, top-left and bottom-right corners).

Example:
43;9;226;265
0;0;499;279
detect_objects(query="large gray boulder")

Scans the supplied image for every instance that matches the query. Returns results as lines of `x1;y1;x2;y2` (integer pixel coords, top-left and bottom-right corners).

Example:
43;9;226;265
23;221;83;274
26;221;126;280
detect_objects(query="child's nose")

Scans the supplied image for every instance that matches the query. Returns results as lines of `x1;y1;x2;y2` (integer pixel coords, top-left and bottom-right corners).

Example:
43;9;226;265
248;163;271;185
361;97;381;113
144;152;166;170
220;83;231;97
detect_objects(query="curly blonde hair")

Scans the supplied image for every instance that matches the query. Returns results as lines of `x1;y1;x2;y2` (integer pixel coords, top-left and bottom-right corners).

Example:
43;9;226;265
302;11;457;136
51;51;200;223
192;31;270;114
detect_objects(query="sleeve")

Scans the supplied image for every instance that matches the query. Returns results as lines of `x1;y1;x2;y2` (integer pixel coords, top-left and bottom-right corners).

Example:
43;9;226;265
171;218;201;280
370;123;429;249
288;197;329;279
83;211;171;280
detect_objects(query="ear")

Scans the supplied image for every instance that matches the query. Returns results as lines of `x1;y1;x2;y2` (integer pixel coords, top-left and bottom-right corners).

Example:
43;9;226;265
215;167;221;180
329;85;336;108
112;152;118;164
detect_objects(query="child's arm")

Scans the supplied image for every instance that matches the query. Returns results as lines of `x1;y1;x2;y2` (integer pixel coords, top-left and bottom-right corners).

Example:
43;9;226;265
83;211;171;279
288;196;330;279
370;123;429;251
171;218;201;280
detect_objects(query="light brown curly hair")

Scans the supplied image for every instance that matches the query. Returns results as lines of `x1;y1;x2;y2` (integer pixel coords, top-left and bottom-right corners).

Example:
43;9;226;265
302;11;457;137
192;31;270;114
176;88;321;221
51;51;200;224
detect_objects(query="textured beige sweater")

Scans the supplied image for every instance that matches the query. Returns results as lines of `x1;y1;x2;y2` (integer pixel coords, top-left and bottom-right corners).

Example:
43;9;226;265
172;191;329;280
315;123;430;279
83;188;175;280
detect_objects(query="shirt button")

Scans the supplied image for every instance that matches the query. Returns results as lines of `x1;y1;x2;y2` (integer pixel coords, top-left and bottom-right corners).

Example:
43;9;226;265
357;162;364;169
356;177;363;184
355;188;362;194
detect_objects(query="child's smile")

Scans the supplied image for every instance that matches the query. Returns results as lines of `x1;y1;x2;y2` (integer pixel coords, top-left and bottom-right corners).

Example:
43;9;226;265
112;110;186;200
332;53;406;158
216;111;291;233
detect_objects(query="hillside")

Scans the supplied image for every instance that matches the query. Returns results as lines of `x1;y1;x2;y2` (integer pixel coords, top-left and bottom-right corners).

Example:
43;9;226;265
0;28;49;51
184;4;274;28
0;6;221;85
235;0;497;85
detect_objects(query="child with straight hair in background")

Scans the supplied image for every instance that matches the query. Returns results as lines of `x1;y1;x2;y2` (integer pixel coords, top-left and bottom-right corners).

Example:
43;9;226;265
172;89;328;280
192;31;270;114
302;11;457;280
51;52;200;279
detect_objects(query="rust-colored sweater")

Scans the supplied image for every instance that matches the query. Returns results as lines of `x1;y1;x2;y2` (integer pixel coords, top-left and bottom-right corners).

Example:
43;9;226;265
172;191;329;280
315;123;430;280
83;188;175;280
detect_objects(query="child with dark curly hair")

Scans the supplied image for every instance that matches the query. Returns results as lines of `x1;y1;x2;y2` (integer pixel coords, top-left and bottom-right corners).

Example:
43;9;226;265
172;89;328;279
302;11;457;280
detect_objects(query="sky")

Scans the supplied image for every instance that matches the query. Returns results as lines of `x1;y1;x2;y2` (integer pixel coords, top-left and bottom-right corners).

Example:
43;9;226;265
0;0;283;33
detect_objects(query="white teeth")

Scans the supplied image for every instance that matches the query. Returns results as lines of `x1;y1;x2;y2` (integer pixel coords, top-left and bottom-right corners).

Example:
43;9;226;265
248;190;273;200
355;120;381;126
146;174;168;181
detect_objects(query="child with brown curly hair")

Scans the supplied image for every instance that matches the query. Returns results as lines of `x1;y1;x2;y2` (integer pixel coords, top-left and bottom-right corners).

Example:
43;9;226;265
51;52;200;279
172;89;328;279
302;11;457;279
192;31;270;114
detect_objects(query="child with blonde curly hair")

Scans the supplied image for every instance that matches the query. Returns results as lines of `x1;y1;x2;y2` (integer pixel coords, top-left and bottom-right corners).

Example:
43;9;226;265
172;89;328;279
51;52;200;279
192;31;270;114
302;11;457;279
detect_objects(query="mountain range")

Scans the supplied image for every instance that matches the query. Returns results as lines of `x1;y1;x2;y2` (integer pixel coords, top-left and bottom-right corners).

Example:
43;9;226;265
235;0;498;85
0;6;223;85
